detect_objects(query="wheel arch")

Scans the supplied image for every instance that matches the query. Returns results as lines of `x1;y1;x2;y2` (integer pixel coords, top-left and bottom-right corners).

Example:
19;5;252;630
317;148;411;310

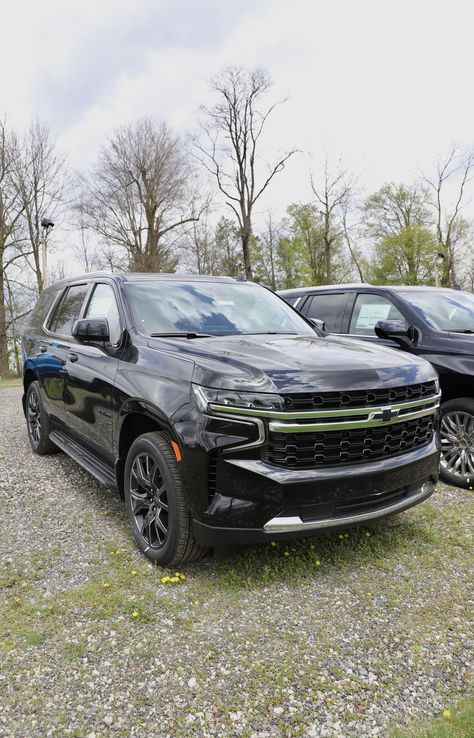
22;368;37;416
115;406;177;498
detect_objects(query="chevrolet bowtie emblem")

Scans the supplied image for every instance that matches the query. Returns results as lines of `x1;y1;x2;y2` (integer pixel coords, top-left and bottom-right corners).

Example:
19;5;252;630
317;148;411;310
369;406;400;422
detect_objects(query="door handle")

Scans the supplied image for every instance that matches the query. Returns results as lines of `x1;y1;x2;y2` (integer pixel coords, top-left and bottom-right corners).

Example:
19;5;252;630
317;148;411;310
67;352;79;363
39;344;47;353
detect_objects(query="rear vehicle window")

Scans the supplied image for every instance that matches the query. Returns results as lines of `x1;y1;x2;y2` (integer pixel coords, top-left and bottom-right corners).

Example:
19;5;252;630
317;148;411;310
349;293;405;335
27;289;61;333
48;284;89;336
282;296;299;306
85;283;122;345
304;293;348;332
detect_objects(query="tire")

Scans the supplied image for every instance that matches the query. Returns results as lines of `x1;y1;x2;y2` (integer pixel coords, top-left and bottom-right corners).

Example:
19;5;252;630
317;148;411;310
439;398;474;489
124;432;207;565
25;381;59;455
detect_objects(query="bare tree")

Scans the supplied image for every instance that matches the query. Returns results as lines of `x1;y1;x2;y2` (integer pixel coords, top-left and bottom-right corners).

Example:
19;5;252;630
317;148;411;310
181;215;221;275
421;146;474;286
340;199;366;282
0;120;26;376
252;211;281;289
310;159;354;284
14;121;67;292
82;118;205;272
195;66;297;279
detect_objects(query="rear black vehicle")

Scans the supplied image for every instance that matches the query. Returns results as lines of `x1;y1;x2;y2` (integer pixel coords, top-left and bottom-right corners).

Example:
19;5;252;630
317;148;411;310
279;283;474;488
22;274;440;565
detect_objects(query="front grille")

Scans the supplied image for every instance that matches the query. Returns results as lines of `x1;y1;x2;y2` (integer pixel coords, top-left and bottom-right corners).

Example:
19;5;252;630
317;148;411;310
264;414;435;469
283;381;437;411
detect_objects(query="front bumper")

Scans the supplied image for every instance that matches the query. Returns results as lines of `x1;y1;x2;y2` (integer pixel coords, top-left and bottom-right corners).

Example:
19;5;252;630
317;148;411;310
192;438;439;546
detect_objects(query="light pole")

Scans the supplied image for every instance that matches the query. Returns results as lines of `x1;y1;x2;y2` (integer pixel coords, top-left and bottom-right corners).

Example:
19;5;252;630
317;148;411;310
434;251;445;288
40;217;54;290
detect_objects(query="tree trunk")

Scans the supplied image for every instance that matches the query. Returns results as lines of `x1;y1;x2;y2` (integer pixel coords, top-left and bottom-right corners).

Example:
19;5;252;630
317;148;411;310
241;223;253;280
0;263;10;377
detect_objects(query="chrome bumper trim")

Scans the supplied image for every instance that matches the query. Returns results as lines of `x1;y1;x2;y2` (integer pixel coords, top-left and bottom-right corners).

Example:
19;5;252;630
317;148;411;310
263;481;435;533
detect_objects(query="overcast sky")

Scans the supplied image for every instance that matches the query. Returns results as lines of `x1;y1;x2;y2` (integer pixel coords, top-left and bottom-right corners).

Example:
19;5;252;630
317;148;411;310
1;0;473;236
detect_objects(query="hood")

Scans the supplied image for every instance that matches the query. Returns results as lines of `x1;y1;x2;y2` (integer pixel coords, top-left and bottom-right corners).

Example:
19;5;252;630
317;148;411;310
148;333;437;393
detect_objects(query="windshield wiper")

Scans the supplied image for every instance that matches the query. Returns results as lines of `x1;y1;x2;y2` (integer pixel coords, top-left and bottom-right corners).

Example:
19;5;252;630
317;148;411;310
240;331;299;335
150;332;213;339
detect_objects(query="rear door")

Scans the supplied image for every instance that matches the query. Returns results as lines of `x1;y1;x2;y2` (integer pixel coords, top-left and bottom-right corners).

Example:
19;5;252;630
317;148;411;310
39;282;90;424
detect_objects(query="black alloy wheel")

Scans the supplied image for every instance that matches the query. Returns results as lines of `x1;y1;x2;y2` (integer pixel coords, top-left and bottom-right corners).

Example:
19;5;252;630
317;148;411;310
124;432;207;565
25;381;58;455
129;452;169;549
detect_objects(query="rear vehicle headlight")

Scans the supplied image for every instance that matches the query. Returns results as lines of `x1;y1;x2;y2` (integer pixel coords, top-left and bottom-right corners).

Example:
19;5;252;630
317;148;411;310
192;384;284;413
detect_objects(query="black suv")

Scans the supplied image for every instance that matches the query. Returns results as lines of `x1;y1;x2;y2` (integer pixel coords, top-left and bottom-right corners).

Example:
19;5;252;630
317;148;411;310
278;283;474;488
22;273;440;565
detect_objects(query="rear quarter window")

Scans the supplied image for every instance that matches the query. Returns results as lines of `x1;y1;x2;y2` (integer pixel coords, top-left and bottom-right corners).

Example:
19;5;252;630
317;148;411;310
25;289;61;333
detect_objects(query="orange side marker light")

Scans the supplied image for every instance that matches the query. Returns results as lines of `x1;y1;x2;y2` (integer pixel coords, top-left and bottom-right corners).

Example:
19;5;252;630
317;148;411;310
171;441;182;462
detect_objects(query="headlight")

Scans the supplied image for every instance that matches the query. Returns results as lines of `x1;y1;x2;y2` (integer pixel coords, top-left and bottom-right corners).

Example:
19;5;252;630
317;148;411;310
192;384;284;413
434;377;440;394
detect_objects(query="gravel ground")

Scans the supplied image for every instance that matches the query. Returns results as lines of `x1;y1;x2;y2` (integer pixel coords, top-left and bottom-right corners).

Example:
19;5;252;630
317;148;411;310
0;385;473;738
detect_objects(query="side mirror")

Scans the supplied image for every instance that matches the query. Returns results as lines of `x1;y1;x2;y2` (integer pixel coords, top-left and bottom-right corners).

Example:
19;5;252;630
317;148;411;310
309;317;326;332
375;319;411;348
72;318;110;344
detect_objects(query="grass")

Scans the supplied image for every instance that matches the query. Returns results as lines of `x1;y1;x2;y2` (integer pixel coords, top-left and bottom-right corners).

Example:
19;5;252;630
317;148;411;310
0;485;472;736
0;375;22;388
392;694;474;737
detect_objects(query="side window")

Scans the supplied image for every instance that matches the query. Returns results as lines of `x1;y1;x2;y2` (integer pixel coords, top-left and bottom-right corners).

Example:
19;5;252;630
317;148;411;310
49;284;89;336
85;283;121;345
304;293;347;332
349;293;405;336
283;296;299;306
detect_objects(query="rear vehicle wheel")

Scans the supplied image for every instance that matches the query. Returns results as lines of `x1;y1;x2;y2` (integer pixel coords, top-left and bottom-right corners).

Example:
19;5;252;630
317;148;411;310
439;398;474;489
25;381;58;455
124;432;207;565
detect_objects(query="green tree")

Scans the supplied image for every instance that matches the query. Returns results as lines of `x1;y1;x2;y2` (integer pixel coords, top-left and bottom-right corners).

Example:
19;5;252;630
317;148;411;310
214;216;241;276
369;225;438;285
363;183;438;285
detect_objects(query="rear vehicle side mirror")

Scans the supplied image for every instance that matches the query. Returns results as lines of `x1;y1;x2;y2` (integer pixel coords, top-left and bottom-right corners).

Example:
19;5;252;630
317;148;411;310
72;318;110;344
375;319;412;348
309;317;326;332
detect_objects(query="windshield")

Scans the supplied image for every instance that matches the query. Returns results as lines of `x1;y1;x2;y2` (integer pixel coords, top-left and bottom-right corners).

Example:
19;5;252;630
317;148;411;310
125;281;315;337
398;289;474;332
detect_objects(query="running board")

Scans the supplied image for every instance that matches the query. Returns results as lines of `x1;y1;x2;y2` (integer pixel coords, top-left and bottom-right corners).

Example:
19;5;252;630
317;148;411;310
49;430;117;489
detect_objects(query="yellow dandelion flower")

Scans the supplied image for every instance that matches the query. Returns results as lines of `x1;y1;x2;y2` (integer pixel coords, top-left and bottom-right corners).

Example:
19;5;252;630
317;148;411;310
179;574;186;581
442;709;451;719
174;572;181;577
315;560;321;566
338;534;344;539
284;551;290;557
170;576;180;582
344;533;349;539
365;531;371;537
131;610;139;618
131;570;138;576
271;541;278;547
161;576;171;583
129;594;137;601
102;582;111;588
